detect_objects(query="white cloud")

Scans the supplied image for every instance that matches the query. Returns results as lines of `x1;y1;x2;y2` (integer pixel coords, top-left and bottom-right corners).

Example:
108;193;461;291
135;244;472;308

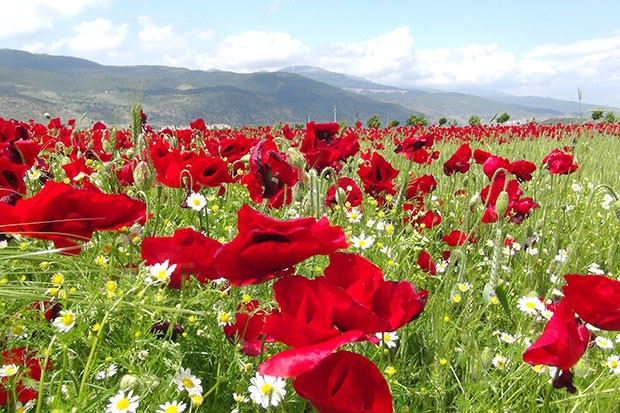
53;18;128;52
138;15;173;43
528;36;620;58
72;19;127;52
196;31;308;72
317;27;414;79
413;44;515;86
0;0;110;38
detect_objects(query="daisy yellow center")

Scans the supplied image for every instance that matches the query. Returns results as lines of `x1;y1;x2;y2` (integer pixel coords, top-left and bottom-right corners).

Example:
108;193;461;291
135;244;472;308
156;270;168;280
116;398;130;409
525;301;537;309
261;383;273;395
383;333;391;342
611;360;618;368
52;274;64;285
219;313;230;323
12;325;24;335
453;295;462;303
4;365;18;376
16;406;25;413
192;198;201;206
183;378;195;388
350;213;358;219
165;406;179;413
358;240;366;247
62;313;74;326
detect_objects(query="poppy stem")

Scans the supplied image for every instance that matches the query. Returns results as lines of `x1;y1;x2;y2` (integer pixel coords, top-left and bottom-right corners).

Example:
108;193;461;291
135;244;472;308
35;336;56;413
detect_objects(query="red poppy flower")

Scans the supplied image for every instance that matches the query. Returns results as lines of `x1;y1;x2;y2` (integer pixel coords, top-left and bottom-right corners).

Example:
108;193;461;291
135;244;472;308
141;228;223;288
523;299;590;387
0;157;28;204
292;351;393;413
542;149;578;175
482;155;510;180
403;205;442;231
405;174;437;205
357;152;399;199
0;181;147;254
473;148;492;165
259;276;365;377
263;276;342;348
190;154;235;193
417;250;437;275
241;138;298;208
0;347;50;405
563;274;620;330
507;159;536;182
324;252;428;334
300;122;359;172
442;230;474;246
443;143;472;176
214;205;348;285
224;300;272;357
394;132;436;164
325;177;363;208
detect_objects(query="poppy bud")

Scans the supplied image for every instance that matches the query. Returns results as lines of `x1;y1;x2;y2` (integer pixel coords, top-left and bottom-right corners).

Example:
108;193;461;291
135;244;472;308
119;374;139;391
495;190;509;217
468;193;481;208
335;187;347;206
133;161;155;192
286;147;305;169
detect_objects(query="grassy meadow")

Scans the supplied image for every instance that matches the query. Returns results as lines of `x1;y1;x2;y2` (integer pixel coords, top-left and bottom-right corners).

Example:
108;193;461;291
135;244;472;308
1;114;620;413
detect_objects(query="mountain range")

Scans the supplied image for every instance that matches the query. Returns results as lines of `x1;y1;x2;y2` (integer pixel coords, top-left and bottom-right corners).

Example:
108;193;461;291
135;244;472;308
0;49;611;128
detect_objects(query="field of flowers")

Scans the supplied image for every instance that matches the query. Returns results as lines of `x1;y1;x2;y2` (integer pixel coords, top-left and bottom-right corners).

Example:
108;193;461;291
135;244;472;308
1;110;620;412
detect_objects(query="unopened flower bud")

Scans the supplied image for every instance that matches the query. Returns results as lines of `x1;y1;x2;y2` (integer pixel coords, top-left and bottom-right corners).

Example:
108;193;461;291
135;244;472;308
133;161;155;191
119;374;139;391
495;191;509;217
286;147;305;169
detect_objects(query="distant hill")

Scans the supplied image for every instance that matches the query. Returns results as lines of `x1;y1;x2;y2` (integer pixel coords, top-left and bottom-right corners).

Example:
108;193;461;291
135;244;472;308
280;65;613;124
0;49;614;128
0;49;411;127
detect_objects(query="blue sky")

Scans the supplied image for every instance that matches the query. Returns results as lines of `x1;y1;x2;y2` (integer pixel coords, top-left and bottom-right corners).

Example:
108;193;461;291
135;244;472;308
3;0;620;107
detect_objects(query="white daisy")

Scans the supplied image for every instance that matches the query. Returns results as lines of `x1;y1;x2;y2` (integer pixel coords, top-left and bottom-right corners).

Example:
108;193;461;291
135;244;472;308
350;233;374;250
0;363;19;377
106;390;139;413
96;364;119;380
517;296;544;316
346;207;362;223
248;373;287;409
53;310;76;333
376;331;399;348
173;367;203;395
491;354;509;370
233;392;250;403
607;355;620;374
595;336;614;350
145;260;177;285
156;400;187;413
436;260;449;273
554;248;568;263
186;192;207;212
588;262;606;275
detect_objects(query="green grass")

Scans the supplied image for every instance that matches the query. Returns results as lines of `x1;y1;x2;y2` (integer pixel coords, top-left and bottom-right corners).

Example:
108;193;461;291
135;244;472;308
2;123;620;412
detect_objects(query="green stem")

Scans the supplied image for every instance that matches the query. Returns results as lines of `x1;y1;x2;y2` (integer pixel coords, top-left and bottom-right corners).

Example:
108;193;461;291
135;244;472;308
35;335;56;413
76;294;126;406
